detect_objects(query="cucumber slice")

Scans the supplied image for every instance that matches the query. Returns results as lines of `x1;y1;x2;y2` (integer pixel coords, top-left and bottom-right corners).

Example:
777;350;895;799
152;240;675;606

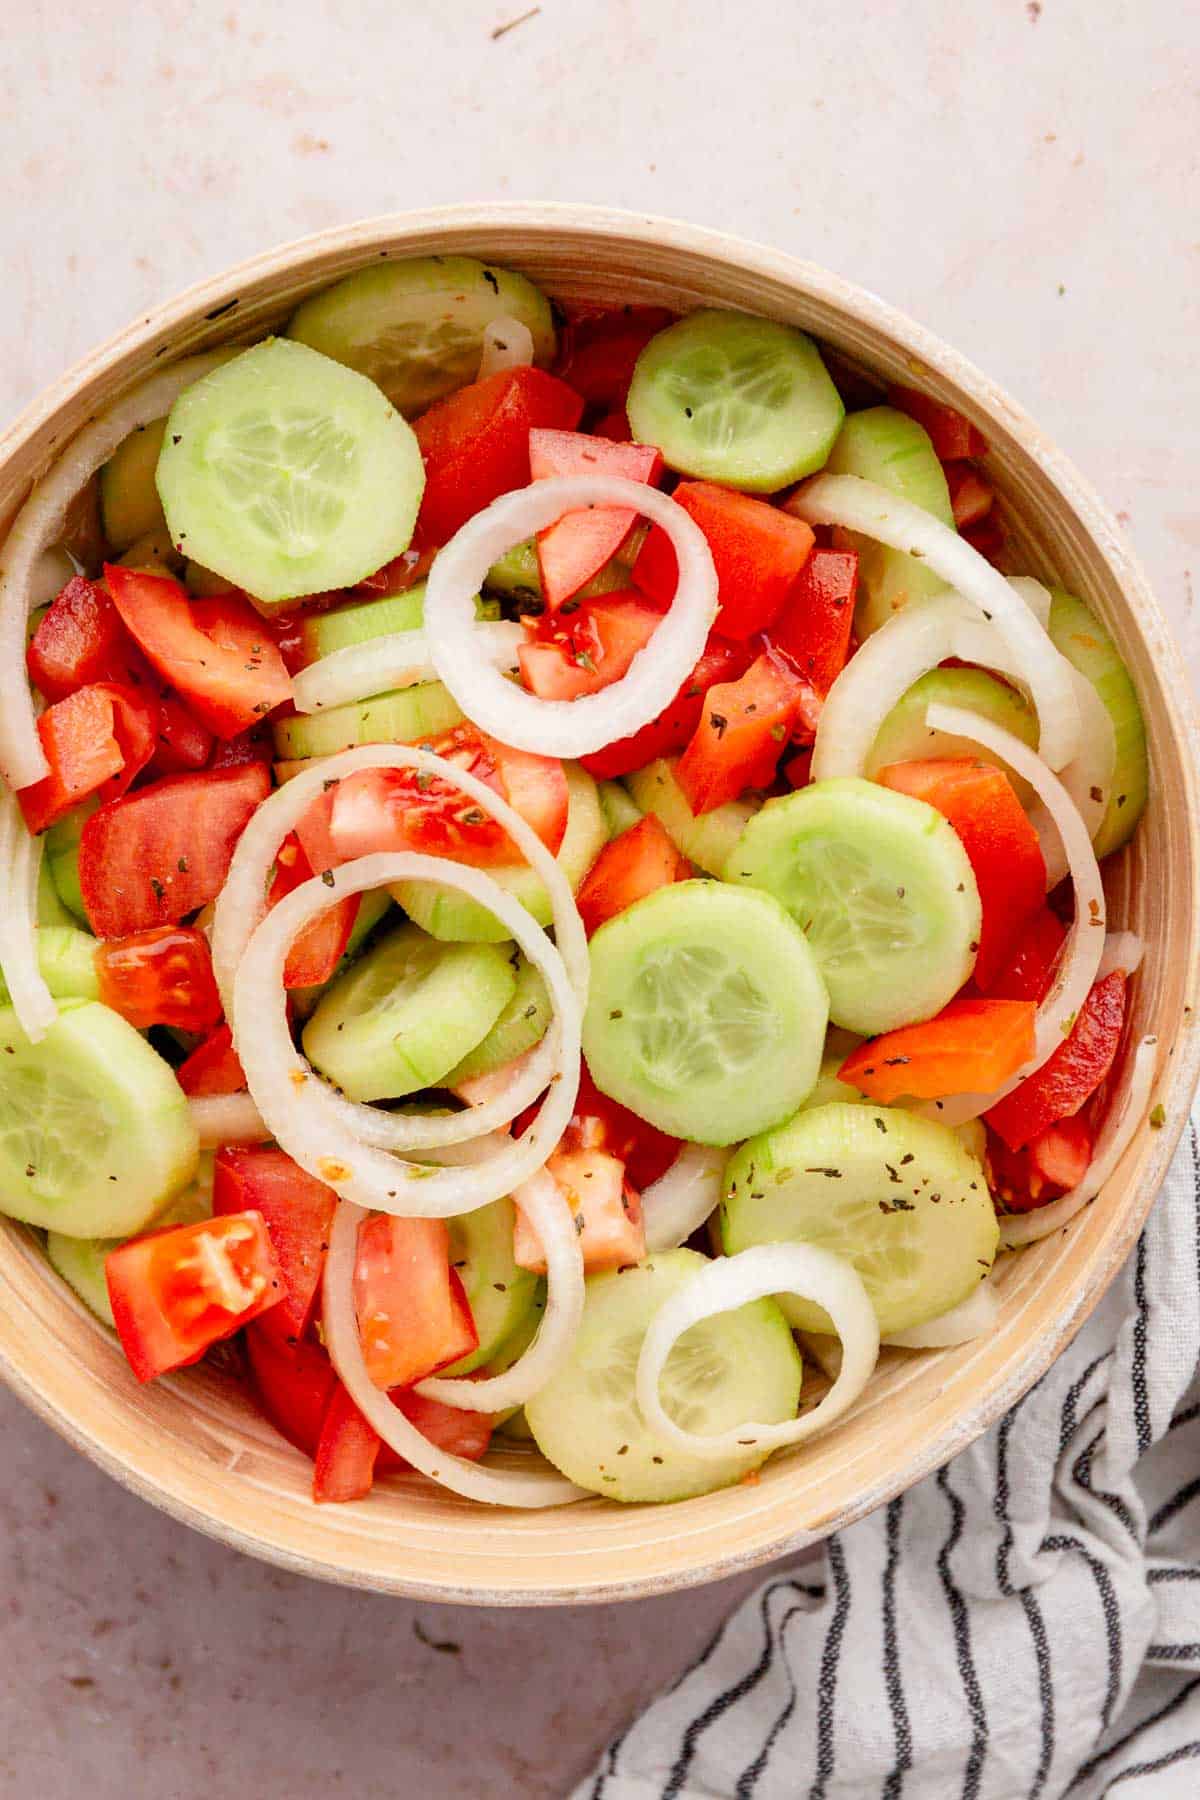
297;582;498;665
800;1049;989;1162
46;1177;213;1328
826;407;954;637
0;927;98;1009
100;418;168;552
866;666;1039;807
286;255;556;415
37;859;74;930
393;761;607;943
272;679;463;760
444;954;550;1084
1047;587;1148;857
487;1283;546;1435
599;780;644;839
301;923;516;1102
583;881;829;1145
116;526;182;575
729;778;981;1034
524;1249;803;1502
723;1102;997;1335
44;799;97;923
0;1001;198;1237
625;757;756;876
627;310;844;492
156;338;425;609
441;1198;539;1376
484;537;633;605
184;559;237;597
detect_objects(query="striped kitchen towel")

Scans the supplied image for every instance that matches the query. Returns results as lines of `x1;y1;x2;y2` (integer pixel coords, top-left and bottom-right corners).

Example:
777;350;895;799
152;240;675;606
576;1114;1200;1799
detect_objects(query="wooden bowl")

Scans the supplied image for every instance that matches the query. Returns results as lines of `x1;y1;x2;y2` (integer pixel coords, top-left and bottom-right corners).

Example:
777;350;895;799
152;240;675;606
2;205;1197;1604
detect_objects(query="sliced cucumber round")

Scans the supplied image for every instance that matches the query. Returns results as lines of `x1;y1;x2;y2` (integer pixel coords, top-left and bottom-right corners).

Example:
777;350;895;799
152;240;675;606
286;255;556;415
444;954;550;1085
156;338;425;608
46;1176;214;1328
723;1102;997;1335
302;922;516;1103
393;761;606;943
36;860;74;930
100;417;169;552
866;665;1039;806
484;537;634;605
299;583;427;664
0;927;98;1011
43;799;98;923
525;1249;803;1502
583;881;829;1145
729;777;981;1034
272;679;463;760
442;1198;539;1376
0;1001;198;1237
627;310;844;492
825;406;954;636
598;779;644;840
1047;587;1148;857
625;757;756;877
487;1282;546;1435
799;1049;989;1162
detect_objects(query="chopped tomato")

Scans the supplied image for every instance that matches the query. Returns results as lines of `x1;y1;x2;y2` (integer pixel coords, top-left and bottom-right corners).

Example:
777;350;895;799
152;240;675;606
244;1323;337;1456
353;1214;478;1390
515;1062;679;1191
839;997;1037;1103
519;591;664;702
95;925;222;1031
528;429;662;609
676;651;807;814
986;971;1127;1150
268;833;360;988
986;906;1067;1004
208;724;274;770
783;747;813;789
18;681;159;834
413;366;584;548
151;693;215;774
27;574;150;700
875;759;1046;989
591;407;631;442
313;1381;380;1502
888;385;989;460
634;482;815;640
579;634;754;781
325;724;568;869
378;1389;493;1470
107;1211;285;1383
351;548;433;596
554;305;676;408
575;815;690;936
986;1113;1094;1212
515;1146;645;1274
961;514;1006;566
79;761;270;936
176;1023;247;1096
765;547;858;712
105;565;293;738
214;1146;336;1348
944;463;995;529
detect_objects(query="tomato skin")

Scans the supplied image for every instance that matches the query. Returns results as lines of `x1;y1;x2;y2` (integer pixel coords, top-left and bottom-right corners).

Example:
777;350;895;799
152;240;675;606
944;462;995;529
515;1145;645;1275
579;635;754;780
987;1112;1094;1212
18;687;124;833
986;906;1066;1004
888;385;990;460
151;694;215;774
986;971;1127;1150
214;1147;337;1348
676;651;807;814
517;1062;680;1191
528;429;663;609
413;366;584;548
765;547;857;709
176;1023;247;1096
105;565;293;738
313;1382;381;1502
353;1215;478;1391
244;1323;337;1456
208;725;274;771
95;925;222;1031
590;407;631;443
107;1211;285;1384
27;575;148;701
79;761;270;937
633;482;815;641
554;306;676;409
575;815;690;937
839;997;1037;1103
519;592;665;702
268;833;360;988
377;1389;493;1470
960;515;1006;566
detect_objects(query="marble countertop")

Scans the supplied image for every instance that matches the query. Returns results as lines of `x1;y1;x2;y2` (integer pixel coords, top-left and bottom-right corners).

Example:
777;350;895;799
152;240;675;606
1;2;1196;1794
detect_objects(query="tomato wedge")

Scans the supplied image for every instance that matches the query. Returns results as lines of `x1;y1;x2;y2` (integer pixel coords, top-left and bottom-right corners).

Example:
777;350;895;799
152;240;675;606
676;651;807;814
105;565;293;738
519;592;665;702
765;547;858;714
17;680;160;833
986;906;1067;1004
633;481;815;640
579;634;754;780
986;1112;1094;1213
516;1062;680;1191
244;1322;338;1456
268;834;360;988
838;997;1037;1103
95;925;222;1031
176;1023;247;1096
107;1211;285;1383
944;463;995;529
27;574;150;701
575;815;690;936
214;1147;337;1349
514;1145;645;1275
151;694;215;774
353;1214;478;1390
553;305;676;409
888;385;989;460
985;971;1127;1150
313;1381;381;1502
529;428;662;609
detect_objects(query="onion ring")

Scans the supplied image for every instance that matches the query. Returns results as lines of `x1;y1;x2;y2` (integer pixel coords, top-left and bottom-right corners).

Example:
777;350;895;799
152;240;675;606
189;1093;270;1148
290;620;522;716
641;1143;728;1253
0;785;55;1040
1098;931;1145;981
477;317;534;379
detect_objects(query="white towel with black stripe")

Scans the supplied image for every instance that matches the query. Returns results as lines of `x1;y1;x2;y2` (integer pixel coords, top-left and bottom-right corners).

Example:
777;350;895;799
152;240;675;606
575;1115;1200;1799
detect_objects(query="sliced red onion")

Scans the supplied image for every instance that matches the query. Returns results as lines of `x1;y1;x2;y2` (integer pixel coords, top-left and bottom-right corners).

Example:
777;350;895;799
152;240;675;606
0;785;56;1041
641;1144;728;1253
477;317;534;379
999;1035;1159;1247
290;620;523;715
919;700;1105;1126
323;1199;586;1507
635;1244;879;1462
189;1093;270;1147
787;473;1081;769
416;1166;584;1413
422;475;717;757
0;351;230;790
1098;931;1145;980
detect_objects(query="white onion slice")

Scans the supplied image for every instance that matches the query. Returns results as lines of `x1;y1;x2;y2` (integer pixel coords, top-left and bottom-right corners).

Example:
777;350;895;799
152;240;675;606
642;1144;728;1253
189;1093;270;1147
0;351;230;790
290;619;523;715
787;473;1081;770
477;316;534;379
232;851;581;1216
919;700;1105;1126
416;1166;584;1413
884;1264;1005;1347
635;1244;879;1463
422;475;717;757
999;1035;1159;1247
28;546;78;609
1007;575;1052;628
0;784;56;1041
323;1200;585;1507
1098;931;1145;980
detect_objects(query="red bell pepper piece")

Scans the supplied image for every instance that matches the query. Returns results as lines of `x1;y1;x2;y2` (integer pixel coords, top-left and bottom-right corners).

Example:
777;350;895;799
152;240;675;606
27;575;150;701
214;1146;336;1349
888;385;989;460
519;592;665;702
529;428;662;609
765;547;858;711
986;907;1067;1004
986;971;1127;1150
176;1022;247;1096
267;833;360;989
18;681;159;834
839;997;1037;1103
676;651;807;814
986;1112;1094;1212
579;634;754;781
95;924;223;1031
633;481;815;641
554;305;676;409
574;815;691;937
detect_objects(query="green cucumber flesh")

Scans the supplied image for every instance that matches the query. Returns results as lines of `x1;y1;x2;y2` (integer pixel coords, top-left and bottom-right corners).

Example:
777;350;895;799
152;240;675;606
524;1248;803;1502
826;406;954;636
1047;587;1148;857
297;582;498;665
444;953;550;1084
723;1101;998;1336
288;888;395;1019
599;780;644;839
44;798;98;923
301;923;515;1102
729;777;981;1034
286;255;556;415
484;537;634;604
583;881;829;1145
487;1283;546;1434
37;859;74;930
801;1049;988;1161
272;678;463;760
0;927;98;1009
625;757;756;877
627;309;844;492
442;1198;539;1376
0;1001;198;1237
46;1177;214;1328
100;417;169;552
156;338;425;609
866;665;1039;806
